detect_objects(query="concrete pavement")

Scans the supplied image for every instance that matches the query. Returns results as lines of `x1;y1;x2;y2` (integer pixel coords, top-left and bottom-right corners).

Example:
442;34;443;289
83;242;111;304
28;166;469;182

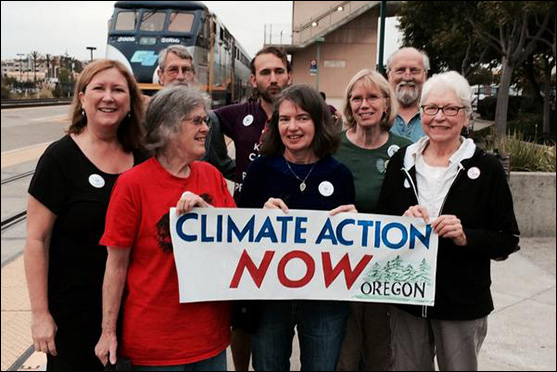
1;237;554;371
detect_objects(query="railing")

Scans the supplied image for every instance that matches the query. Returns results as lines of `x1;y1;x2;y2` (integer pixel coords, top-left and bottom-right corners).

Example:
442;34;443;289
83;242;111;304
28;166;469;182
264;1;379;47
264;24;293;45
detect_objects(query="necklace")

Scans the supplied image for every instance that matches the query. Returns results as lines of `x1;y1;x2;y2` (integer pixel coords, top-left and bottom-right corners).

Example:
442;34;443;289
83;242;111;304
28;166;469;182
285;158;318;192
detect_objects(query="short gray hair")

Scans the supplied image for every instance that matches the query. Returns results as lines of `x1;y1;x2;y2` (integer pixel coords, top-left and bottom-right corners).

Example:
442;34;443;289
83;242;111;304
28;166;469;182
144;86;209;155
386;47;430;73
158;45;194;71
420;71;472;114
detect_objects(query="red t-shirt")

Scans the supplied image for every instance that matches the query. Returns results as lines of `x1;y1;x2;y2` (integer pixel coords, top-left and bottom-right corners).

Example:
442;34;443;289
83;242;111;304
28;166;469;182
100;158;236;366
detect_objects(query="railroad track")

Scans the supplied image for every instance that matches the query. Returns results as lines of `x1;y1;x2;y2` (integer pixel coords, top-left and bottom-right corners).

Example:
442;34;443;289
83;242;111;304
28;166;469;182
1;97;72;109
1;170;35;185
1;170;34;232
1;210;27;232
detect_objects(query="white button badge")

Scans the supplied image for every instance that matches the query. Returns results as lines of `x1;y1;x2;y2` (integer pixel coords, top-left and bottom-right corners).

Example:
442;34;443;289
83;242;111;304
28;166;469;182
242;115;254;127
319;181;334;197
88;174;105;189
467;167;481;180
387;145;400;158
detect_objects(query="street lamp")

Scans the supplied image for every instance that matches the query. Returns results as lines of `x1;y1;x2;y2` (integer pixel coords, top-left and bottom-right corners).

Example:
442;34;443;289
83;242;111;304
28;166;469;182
86;46;97;62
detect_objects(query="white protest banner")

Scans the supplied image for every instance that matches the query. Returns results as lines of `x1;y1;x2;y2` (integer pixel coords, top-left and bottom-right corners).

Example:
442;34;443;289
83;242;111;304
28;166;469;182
170;208;438;306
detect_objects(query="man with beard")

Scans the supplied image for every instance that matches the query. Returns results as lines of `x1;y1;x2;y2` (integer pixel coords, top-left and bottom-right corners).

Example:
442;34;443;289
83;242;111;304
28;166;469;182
387;47;430;142
215;46;292;203
156;45;235;180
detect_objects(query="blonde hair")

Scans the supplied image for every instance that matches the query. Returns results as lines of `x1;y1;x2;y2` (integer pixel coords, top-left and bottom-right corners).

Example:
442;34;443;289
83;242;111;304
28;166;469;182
68;59;144;151
343;69;399;130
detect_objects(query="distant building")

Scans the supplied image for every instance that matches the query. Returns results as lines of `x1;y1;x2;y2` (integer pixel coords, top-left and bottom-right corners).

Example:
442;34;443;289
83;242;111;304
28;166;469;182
265;1;401;109
2;57;49;82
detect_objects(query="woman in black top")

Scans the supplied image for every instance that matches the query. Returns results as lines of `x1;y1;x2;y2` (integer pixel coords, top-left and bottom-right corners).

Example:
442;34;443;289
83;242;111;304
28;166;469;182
377;71;519;371
24;59;147;371
241;85;356;371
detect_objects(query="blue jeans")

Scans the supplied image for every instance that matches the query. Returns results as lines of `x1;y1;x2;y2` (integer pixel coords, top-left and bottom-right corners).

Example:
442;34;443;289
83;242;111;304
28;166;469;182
252;300;349;371
131;349;227;371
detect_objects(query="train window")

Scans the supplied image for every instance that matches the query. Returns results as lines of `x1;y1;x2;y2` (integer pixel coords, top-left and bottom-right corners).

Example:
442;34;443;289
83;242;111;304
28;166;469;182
115;11;137;31
140;11;165;32
168;12;194;33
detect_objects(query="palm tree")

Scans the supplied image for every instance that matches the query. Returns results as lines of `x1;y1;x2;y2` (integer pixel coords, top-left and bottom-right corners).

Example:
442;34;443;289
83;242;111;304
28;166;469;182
29;51;43;83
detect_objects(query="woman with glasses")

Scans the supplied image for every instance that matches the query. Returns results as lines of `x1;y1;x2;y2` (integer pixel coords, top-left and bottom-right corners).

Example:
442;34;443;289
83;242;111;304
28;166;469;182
95;86;235;371
377;71;520;371
336;69;411;371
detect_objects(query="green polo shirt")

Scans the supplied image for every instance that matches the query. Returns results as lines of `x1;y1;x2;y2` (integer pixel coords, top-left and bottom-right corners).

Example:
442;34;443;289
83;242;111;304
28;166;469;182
335;131;411;213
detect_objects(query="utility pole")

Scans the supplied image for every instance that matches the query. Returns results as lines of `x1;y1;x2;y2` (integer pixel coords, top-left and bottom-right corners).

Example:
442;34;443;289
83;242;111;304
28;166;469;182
314;37;325;92
86;46;97;62
377;0;387;74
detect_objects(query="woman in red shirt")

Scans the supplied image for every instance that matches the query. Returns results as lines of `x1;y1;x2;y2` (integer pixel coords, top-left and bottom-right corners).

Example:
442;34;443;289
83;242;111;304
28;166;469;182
95;86;235;370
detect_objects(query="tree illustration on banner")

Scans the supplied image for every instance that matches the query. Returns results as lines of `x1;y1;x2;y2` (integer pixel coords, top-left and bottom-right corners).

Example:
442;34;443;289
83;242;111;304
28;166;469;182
363;256;431;284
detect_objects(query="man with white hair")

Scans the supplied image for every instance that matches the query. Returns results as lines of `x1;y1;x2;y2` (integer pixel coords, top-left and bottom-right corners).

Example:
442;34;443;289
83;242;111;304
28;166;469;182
156;45;235;180
387;47;429;142
157;45;197;87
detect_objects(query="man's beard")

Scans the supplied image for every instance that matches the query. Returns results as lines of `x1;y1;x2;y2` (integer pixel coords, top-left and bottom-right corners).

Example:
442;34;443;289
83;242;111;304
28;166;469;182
260;84;282;103
170;77;196;87
396;81;420;107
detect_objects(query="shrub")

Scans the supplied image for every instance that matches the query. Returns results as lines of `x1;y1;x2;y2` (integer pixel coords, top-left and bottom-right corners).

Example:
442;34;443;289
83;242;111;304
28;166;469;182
1;84;11;100
507;111;556;142
38;89;54;99
495;133;556;172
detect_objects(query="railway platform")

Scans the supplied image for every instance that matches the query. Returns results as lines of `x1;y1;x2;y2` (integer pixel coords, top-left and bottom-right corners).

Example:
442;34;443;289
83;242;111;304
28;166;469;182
2;237;555;371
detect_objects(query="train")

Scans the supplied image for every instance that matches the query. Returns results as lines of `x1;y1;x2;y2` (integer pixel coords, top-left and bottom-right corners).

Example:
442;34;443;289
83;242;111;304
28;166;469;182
106;1;252;106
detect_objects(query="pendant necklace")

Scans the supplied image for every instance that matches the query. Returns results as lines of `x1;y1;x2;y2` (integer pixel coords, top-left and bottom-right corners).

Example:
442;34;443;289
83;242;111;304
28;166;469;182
285;158;318;192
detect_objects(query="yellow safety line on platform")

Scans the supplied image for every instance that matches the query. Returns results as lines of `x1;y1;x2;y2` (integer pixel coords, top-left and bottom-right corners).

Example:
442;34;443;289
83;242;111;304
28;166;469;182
1;142;52;169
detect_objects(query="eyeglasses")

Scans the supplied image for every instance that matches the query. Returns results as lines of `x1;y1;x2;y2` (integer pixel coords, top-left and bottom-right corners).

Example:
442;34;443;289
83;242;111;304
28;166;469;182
166;66;195;76
186;115;208;126
421;105;466;117
349;95;385;105
391;67;423;76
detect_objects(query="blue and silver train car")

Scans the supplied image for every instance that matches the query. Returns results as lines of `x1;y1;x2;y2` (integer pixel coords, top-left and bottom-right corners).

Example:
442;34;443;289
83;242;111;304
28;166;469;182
106;1;252;106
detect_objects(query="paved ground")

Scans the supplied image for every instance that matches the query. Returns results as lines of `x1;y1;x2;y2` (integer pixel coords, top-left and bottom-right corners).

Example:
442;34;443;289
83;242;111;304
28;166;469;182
2;237;554;371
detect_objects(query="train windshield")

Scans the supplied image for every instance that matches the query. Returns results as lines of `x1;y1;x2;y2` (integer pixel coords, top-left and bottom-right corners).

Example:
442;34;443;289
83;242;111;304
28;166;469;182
168;12;195;32
140;11;165;32
113;10;195;33
114;11;138;31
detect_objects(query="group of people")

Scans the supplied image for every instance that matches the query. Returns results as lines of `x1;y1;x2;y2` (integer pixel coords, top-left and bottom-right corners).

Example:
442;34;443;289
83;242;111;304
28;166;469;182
24;44;519;372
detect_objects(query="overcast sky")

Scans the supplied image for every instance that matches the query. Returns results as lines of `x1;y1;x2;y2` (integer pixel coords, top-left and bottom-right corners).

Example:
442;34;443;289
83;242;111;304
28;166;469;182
1;1;401;61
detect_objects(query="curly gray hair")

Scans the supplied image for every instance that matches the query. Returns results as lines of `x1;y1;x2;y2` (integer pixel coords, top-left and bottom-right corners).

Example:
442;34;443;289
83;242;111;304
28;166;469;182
144;86;209;155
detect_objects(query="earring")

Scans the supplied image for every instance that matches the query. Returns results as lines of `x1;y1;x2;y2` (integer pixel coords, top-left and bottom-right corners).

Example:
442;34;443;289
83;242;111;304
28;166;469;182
81;109;85;118
127;111;131;119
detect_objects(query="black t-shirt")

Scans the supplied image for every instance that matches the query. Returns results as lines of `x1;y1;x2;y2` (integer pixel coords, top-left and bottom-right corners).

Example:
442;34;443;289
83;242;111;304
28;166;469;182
28;135;148;307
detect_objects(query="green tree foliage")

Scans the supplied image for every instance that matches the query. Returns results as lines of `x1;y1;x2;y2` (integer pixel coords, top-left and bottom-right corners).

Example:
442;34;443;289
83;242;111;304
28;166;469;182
397;1;496;77
397;1;555;139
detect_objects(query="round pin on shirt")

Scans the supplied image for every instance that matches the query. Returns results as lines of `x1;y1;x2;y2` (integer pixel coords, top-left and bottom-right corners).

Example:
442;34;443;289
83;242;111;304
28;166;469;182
319;181;334;197
89;174;105;189
242;114;254;127
467;167;481;180
387;145;400;158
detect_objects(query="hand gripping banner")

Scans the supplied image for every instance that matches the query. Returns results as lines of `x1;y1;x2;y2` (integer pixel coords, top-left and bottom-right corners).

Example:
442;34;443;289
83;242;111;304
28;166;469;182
170;208;438;305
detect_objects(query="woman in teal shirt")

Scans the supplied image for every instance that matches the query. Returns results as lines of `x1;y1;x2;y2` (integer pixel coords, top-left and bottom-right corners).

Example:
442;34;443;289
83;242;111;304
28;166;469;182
335;69;410;371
